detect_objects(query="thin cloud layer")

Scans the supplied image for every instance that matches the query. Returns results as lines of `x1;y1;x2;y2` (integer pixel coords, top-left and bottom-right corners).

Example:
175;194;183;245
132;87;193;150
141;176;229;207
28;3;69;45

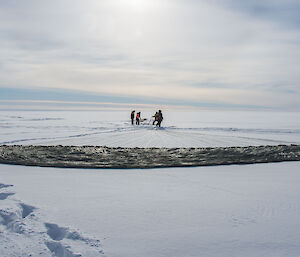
0;0;299;109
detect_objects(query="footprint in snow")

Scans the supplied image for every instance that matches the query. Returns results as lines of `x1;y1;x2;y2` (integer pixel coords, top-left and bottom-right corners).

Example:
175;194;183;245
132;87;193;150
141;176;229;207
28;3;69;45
45;241;82;257
19;203;36;218
0;192;15;200
0;183;14;189
0;210;25;233
45;222;102;247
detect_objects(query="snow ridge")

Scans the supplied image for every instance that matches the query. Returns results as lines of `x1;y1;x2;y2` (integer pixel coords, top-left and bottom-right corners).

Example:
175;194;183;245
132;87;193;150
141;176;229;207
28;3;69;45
0;144;299;169
0;183;105;257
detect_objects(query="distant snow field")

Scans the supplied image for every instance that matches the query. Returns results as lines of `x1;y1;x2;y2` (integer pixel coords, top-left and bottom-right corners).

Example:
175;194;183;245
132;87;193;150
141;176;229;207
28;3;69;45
1;110;300;147
1;110;300;257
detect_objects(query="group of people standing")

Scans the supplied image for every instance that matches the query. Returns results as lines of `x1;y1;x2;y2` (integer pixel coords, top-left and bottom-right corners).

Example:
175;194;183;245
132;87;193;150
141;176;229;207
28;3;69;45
131;111;142;125
152;110;163;127
131;110;163;127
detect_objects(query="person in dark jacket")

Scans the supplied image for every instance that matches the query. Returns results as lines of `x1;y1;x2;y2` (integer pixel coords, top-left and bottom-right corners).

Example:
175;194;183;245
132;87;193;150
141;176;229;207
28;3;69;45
131;110;135;125
156;110;163;127
152;112;158;125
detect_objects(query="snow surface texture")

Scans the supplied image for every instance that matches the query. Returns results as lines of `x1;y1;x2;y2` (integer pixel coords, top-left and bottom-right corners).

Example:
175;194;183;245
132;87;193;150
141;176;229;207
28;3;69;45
0;182;104;257
1;111;300;147
0;144;299;168
1;110;300;256
1;162;300;257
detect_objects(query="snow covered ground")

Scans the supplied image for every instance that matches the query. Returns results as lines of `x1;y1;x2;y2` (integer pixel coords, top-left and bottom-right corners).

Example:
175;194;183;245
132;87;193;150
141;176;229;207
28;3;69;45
1;110;300;256
1;162;300;257
1;110;300;147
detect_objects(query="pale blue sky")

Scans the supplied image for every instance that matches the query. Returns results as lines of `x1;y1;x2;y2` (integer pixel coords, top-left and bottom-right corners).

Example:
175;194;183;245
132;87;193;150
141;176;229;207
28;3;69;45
0;0;300;110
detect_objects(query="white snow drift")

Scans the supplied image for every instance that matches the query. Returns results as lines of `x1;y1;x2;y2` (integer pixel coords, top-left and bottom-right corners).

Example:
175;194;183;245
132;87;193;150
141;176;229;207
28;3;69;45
1;162;300;257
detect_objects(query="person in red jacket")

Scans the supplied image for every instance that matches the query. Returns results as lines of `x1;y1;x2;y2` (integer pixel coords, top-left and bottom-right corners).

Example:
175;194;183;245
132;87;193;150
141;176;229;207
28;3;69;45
136;112;141;125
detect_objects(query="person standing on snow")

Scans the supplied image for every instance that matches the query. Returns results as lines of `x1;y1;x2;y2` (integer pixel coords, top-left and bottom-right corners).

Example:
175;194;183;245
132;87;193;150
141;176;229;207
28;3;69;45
131;110;135;125
152;112;159;125
156;110;163;127
136;112;141;125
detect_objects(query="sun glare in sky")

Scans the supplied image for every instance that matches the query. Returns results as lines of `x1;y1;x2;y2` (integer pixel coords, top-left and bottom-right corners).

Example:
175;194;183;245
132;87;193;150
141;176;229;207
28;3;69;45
0;0;300;110
120;0;148;9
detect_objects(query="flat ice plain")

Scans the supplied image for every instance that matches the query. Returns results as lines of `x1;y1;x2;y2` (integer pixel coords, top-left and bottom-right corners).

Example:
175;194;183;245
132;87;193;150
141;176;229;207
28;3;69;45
1;110;300;147
1;110;300;257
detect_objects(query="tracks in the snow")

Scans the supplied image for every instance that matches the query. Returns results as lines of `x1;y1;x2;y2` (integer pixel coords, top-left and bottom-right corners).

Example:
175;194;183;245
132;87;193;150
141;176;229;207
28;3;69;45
0;182;104;257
